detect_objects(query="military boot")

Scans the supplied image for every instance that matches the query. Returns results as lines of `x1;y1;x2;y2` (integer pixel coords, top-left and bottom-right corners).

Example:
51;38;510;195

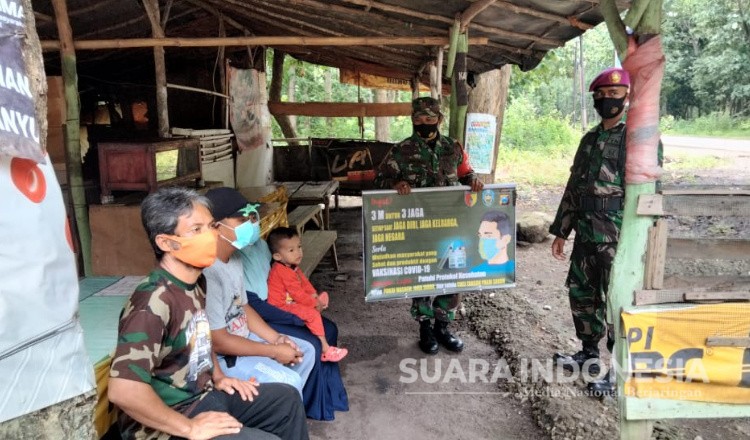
553;343;601;376
418;320;439;355
587;369;616;397
433;320;464;352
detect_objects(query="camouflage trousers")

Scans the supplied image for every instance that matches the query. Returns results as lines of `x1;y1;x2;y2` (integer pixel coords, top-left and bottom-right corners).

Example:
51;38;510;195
566;241;617;349
411;294;461;322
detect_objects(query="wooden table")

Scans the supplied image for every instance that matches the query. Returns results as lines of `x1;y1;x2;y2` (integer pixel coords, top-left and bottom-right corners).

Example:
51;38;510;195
278;181;340;229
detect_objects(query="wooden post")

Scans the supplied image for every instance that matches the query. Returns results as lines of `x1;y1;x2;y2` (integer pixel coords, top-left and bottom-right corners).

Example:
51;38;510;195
429;61;439;99
142;0;170;138
51;0;92;275
600;1;664;438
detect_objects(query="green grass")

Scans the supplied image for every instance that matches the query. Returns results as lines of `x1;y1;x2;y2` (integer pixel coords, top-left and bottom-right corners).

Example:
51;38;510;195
497;150;727;188
663;153;727;171
496;149;575;186
661;113;750;138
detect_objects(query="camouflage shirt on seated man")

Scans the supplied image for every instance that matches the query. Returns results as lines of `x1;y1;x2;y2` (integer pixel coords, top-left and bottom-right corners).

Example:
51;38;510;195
375;133;476;190
110;268;214;440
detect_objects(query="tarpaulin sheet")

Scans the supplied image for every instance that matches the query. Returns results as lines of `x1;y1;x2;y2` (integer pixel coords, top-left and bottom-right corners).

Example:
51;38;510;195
0;154;94;422
229;67;271;151
0;1;44;163
622;36;665;184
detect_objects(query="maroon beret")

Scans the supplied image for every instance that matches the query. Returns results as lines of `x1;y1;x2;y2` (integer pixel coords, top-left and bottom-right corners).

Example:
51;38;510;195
589;67;630;92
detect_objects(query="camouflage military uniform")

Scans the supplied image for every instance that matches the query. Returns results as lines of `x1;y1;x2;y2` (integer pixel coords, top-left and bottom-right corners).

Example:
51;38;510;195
549;122;627;348
110;269;307;440
110;269;215;439
376;132;475;322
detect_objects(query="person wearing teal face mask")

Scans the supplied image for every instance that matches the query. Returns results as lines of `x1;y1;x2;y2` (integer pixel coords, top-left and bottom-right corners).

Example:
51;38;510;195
472;210;514;276
202;187;316;398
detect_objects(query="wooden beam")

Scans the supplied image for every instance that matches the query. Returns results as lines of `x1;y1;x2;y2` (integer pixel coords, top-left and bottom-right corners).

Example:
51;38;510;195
51;0;92;275
634;289;750;306
624;397;750;420
685;291;750;302
268;102;412;117
460;0;498;32
667;238;750;260
143;0;170;138
661;185;750;195
637;194;750;217
34;11;54;23
41;35;490;51
663;274;750;291
706;337;750;347
643;219;667;289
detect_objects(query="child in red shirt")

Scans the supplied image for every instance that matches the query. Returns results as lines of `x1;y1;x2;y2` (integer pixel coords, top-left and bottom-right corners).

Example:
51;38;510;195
267;227;348;362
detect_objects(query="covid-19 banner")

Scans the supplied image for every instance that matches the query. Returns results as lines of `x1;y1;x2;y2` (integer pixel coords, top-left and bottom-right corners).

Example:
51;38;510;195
362;184;516;302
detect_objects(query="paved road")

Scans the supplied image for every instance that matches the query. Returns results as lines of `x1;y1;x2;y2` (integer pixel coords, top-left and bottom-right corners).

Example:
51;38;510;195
662;135;750;156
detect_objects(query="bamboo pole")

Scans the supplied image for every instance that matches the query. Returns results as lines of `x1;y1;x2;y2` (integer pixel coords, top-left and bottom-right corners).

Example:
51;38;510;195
40;35;489;51
143;0;170;138
268;102;411;117
455;34;469;145
51;0;92;276
445;19;461;79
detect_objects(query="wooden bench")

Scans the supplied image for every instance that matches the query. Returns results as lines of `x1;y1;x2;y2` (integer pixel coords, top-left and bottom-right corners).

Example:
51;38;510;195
299;230;339;277
287;204;324;235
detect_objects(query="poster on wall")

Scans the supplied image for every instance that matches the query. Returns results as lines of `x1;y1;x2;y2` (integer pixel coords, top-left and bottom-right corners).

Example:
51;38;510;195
362;184;516;302
464;113;497;175
0;1;42;162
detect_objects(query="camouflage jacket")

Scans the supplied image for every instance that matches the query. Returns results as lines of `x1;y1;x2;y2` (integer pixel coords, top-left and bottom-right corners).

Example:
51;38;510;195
549;122;627;243
110;269;214;440
375;133;475;189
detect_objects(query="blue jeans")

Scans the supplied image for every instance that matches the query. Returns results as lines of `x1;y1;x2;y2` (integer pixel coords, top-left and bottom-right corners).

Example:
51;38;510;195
218;333;315;397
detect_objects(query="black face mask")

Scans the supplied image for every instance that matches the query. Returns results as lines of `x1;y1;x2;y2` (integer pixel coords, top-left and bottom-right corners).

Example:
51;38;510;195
593;97;626;119
414;123;439;140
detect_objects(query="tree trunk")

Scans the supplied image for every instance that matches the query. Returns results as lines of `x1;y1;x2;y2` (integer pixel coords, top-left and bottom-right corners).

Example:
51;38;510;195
269;50;297;142
142;0;170;138
467;65;511;183
374;88;390;141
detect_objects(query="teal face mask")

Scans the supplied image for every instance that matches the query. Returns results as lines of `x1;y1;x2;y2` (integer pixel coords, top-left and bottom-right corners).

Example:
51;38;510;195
222;203;261;249
478;237;499;260
234;220;261;249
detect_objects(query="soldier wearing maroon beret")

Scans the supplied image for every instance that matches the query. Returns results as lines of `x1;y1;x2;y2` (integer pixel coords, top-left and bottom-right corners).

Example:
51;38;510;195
549;67;631;397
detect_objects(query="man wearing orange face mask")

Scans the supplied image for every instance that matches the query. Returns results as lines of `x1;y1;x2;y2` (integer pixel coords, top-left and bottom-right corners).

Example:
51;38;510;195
108;187;308;440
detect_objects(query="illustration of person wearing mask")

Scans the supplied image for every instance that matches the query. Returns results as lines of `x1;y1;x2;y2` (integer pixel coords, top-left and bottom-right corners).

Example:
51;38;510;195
472;210;514;277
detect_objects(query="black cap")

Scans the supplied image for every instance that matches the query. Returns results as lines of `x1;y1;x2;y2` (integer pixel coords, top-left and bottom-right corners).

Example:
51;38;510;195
205;187;251;221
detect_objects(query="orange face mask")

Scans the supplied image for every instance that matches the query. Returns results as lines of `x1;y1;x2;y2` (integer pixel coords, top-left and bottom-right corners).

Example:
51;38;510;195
165;229;218;268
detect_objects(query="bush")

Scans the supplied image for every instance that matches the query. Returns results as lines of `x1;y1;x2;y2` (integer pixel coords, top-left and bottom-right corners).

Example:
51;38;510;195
501;97;579;155
665;112;750;137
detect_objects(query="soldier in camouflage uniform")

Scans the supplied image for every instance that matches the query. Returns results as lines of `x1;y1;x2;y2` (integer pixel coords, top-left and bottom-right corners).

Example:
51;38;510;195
375;97;484;355
549;68;633;396
108;187;308;440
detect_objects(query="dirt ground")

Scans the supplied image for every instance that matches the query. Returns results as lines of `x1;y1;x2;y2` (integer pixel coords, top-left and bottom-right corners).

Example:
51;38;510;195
306;144;750;440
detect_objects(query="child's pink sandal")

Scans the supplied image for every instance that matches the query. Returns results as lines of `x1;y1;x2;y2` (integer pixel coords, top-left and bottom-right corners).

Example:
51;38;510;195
318;292;330;308
321;346;348;362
